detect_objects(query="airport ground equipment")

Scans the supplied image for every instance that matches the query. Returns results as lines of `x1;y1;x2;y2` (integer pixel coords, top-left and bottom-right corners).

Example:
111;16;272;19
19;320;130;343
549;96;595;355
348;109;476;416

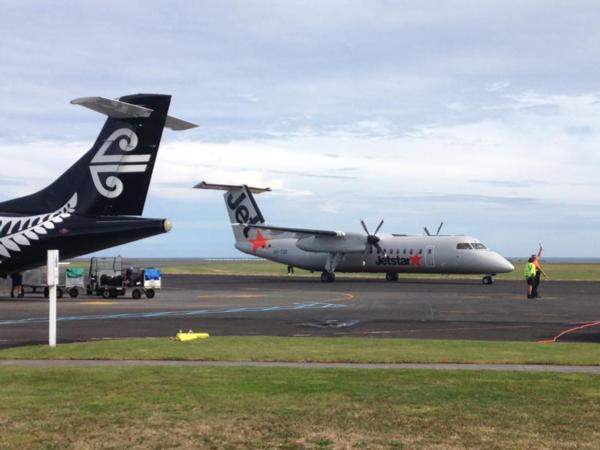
175;330;210;342
125;266;161;299
86;256;125;298
65;267;85;297
21;268;69;298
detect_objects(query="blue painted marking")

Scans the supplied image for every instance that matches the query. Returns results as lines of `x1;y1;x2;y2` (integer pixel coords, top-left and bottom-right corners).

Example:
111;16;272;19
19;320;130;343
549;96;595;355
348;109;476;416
0;302;346;326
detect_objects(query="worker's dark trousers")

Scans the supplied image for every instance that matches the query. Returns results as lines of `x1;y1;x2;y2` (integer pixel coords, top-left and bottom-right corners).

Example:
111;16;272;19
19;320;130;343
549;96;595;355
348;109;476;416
532;271;541;297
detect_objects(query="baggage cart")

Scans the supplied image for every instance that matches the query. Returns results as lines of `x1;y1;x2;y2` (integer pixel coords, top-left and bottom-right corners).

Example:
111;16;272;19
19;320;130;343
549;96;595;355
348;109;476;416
86;256;126;298
125;267;161;299
65;267;86;298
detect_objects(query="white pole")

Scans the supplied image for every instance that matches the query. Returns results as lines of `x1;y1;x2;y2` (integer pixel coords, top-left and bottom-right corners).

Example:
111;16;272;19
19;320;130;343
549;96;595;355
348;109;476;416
47;250;59;348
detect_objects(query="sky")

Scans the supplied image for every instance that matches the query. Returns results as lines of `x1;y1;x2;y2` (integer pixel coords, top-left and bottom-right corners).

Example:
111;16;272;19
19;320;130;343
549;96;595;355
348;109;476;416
1;1;600;257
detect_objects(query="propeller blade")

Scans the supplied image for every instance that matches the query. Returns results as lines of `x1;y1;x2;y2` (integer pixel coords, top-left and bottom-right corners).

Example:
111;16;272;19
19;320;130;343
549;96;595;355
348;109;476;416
362;247;370;265
423;226;431;236
374;242;386;256
360;220;370;235
436;221;444;235
374;219;384;235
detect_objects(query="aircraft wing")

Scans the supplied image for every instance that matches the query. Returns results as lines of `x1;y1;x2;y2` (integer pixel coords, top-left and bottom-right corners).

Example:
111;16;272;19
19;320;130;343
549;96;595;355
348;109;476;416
242;223;344;237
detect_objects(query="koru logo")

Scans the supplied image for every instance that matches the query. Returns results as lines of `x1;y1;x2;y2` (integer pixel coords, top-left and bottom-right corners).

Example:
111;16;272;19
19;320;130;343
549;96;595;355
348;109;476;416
89;128;150;198
226;191;263;238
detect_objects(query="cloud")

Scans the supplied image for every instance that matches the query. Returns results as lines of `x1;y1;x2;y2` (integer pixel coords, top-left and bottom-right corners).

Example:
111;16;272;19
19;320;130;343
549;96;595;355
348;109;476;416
2;3;600;256
486;81;511;92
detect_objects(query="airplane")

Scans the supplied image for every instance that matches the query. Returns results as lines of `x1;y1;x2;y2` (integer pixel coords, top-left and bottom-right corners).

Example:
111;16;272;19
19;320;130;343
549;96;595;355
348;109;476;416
196;182;515;284
0;94;197;278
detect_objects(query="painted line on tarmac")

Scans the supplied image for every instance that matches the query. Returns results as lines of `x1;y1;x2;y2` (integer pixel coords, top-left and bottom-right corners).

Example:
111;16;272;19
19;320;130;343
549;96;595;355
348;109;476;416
0;302;346;326
79;301;119;305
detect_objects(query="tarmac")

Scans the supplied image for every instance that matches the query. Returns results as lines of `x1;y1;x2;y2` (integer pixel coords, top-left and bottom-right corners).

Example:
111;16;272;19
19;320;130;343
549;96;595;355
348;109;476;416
0;274;599;348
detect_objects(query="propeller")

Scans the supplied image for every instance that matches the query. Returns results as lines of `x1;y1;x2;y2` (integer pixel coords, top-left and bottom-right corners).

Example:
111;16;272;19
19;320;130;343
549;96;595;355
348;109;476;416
361;219;385;262
436;221;444;235
424;221;444;236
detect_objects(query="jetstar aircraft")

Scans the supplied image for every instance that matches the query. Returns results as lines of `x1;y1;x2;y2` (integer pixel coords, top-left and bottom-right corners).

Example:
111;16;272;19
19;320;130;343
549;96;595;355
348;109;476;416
196;182;514;283
0;94;196;277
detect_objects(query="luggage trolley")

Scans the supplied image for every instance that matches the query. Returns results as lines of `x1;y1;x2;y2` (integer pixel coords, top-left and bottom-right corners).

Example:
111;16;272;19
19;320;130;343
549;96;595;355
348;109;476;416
86;256;126;299
22;268;66;298
65;267;85;298
125;267;161;299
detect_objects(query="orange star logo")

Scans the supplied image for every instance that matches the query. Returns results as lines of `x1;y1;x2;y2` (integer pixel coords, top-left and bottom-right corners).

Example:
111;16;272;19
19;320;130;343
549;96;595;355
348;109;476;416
409;254;423;266
249;230;271;255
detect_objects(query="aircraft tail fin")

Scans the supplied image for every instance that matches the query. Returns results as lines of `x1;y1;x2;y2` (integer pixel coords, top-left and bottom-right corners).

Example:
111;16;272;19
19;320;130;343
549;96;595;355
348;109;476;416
194;181;271;242
0;94;197;216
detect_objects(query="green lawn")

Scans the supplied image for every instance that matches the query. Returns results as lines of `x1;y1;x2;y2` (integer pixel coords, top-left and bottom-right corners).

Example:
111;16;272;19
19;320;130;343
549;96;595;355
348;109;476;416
2;337;600;366
160;260;600;281
1;366;599;449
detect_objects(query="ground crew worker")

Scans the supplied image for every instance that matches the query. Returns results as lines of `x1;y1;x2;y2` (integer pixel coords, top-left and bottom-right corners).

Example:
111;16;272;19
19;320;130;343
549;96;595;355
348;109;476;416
531;244;548;298
10;272;23;298
524;257;536;299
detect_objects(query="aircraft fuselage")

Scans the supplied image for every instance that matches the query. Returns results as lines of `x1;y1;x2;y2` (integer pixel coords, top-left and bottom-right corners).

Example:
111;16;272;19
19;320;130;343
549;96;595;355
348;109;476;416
235;234;514;275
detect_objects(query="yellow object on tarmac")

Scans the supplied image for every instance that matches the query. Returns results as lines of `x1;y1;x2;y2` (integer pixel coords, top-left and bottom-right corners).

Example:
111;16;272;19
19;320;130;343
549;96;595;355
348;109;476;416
175;330;210;342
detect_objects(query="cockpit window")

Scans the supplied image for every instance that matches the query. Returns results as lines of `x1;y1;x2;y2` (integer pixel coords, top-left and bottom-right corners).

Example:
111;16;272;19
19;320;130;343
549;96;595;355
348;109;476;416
471;243;487;250
456;243;473;250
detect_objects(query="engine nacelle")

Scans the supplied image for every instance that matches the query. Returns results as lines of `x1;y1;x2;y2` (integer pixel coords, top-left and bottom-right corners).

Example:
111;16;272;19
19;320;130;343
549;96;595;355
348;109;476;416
296;234;366;253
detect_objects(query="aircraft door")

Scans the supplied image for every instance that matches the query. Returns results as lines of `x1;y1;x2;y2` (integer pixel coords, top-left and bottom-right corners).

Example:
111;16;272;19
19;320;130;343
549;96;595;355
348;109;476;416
425;245;435;267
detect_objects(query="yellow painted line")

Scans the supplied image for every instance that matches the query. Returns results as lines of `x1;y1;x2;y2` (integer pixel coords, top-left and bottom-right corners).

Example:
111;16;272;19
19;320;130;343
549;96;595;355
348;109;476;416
332;293;355;303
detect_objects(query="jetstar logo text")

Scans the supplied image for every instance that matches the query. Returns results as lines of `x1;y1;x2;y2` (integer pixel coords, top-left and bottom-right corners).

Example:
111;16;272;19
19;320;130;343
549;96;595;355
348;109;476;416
375;254;422;266
227;190;264;238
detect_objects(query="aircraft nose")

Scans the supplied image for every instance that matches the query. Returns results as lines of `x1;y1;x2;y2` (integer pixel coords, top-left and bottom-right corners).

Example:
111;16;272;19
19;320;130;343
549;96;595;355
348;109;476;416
492;253;514;273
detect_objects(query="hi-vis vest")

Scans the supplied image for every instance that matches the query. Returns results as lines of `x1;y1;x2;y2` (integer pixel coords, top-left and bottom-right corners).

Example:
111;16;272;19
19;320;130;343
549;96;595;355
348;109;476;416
524;262;536;278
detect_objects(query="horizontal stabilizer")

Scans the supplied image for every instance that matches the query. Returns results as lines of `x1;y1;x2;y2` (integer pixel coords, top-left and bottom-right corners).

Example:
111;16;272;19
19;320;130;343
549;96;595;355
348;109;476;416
165;115;198;131
194;181;271;194
71;96;153;118
242;223;344;237
71;96;198;130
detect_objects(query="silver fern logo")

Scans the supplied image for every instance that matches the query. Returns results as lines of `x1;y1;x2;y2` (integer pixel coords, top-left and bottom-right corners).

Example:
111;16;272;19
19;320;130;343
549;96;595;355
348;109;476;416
89;128;150;198
0;194;77;258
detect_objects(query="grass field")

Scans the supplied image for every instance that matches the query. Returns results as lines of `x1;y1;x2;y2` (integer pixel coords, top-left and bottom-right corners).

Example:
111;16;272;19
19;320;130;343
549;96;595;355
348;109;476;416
2;336;600;366
1;366;599;449
160;260;600;281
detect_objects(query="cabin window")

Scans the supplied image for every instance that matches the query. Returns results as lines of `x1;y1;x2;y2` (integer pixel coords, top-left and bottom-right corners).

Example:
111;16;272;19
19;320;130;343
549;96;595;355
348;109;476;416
456;243;473;250
472;243;487;250
409;249;413;255
427;248;432;254
418;249;422;255
403;249;407;255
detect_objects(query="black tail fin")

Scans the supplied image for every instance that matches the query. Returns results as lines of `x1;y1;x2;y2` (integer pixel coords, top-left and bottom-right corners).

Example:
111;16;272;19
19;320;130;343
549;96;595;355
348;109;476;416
0;94;194;216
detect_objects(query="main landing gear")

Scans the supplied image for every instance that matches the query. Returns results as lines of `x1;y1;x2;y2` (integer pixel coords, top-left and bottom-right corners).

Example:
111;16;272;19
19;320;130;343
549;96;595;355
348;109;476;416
321;271;335;283
482;275;494;285
385;273;399;282
320;252;343;282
